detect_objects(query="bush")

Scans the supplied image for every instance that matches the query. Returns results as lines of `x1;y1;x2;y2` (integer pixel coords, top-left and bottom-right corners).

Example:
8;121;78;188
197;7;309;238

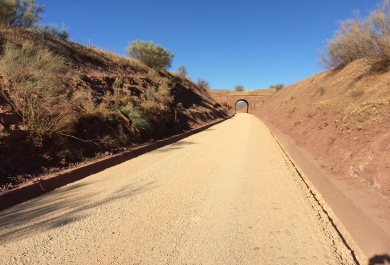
269;84;285;90
178;64;187;76
126;40;174;70
0;0;44;27
319;0;390;68
0;0;16;25
120;104;151;130
234;85;244;91
141;80;173;122
197;78;210;90
33;23;69;40
0;41;75;144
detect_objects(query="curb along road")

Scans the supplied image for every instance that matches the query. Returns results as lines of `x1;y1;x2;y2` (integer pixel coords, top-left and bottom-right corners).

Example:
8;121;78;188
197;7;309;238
0;116;233;212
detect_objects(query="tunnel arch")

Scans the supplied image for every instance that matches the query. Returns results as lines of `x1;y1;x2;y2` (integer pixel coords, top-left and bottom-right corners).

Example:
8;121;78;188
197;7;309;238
235;99;249;113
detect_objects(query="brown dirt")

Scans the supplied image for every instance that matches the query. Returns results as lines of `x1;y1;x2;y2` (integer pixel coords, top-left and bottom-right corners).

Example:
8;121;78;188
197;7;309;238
0;26;228;191
252;59;390;222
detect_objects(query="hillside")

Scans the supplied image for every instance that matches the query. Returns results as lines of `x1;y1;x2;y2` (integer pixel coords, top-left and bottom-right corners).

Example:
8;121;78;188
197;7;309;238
255;60;390;200
0;26;228;190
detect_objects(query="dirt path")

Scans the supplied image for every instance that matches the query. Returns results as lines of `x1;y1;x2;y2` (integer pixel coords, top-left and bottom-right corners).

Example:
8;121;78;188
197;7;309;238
0;114;365;264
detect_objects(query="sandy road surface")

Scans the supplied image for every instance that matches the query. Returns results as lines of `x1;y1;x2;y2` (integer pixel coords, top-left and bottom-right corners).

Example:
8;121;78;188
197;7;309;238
0;114;363;264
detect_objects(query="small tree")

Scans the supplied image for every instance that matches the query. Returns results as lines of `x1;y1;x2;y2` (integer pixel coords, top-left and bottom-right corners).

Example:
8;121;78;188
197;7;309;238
178;64;187;76
197;78;210;90
269;84;285;90
127;40;174;70
0;0;16;25
234;85;244;91
0;0;44;27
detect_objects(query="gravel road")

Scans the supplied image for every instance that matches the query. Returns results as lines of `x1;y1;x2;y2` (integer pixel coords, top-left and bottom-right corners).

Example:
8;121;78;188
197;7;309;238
0;114;364;264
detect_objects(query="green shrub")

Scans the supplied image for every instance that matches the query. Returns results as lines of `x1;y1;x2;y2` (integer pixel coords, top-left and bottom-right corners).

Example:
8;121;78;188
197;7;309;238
178;64;187;76
0;41;75;144
197;78;210;90
126;40;174;70
0;0;44;27
120;104;151;130
0;0;16;25
234;85;244;91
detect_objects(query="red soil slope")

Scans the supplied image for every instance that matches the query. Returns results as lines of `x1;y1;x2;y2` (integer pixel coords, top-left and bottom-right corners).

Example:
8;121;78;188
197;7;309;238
255;60;390;201
0;26;228;190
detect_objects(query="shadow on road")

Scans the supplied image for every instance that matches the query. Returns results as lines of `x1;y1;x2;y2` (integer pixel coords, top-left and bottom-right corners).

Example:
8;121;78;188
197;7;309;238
0;180;157;243
153;140;196;153
369;254;390;265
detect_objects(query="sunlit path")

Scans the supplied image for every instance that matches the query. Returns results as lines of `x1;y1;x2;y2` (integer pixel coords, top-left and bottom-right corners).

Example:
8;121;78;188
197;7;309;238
0;114;358;264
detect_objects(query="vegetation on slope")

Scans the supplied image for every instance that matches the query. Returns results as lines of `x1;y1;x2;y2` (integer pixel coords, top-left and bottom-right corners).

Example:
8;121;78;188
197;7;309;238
257;0;390;199
0;3;228;190
320;0;390;70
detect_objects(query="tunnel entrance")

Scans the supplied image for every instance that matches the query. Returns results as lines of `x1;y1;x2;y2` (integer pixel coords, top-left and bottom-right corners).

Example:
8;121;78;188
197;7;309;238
235;99;249;113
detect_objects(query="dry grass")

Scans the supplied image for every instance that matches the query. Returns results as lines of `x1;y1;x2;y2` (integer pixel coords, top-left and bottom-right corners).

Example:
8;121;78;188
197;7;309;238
197;78;210;91
320;0;390;69
0;41;76;144
317;99;334;109
141;79;173;125
0;25;167;146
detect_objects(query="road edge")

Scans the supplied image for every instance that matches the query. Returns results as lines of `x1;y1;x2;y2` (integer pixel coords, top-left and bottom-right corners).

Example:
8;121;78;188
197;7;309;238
0;116;234;212
260;117;390;262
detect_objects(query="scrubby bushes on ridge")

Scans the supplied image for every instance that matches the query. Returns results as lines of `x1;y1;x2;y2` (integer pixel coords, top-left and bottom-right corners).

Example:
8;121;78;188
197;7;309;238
197;78;210;90
0;0;44;27
178;65;187;76
269;84;284;90
320;0;390;68
32;23;69;40
127;40;174;70
234;85;244;91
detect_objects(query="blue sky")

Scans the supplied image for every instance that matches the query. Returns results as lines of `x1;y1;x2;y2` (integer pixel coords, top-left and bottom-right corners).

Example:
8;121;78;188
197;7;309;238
38;0;379;89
